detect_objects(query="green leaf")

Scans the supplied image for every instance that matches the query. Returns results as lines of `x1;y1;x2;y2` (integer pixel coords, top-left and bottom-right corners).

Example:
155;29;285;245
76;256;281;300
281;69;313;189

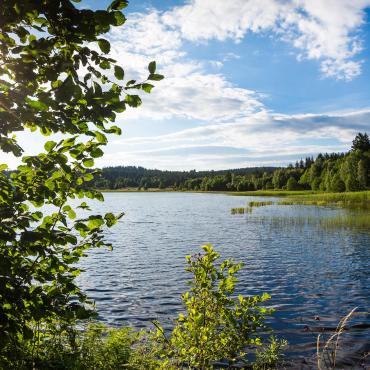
148;73;164;81
100;60;111;69
84;173;94;181
114;65;124;80
91;147;104;158
125;94;141;107
51;80;63;89
83;158;95;168
95;131;108;144
68;209;76;219
148;61;156;74
98;39;111;54
26;98;48;111
108;0;128;10
105;126;121;135
142;83;154;93
87;216;104;230
104;212;117;227
44;140;57;152
112;11;126;26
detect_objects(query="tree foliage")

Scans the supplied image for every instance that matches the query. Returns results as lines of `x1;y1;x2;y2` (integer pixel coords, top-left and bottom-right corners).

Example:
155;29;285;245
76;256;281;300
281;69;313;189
351;132;370;152
0;0;162;360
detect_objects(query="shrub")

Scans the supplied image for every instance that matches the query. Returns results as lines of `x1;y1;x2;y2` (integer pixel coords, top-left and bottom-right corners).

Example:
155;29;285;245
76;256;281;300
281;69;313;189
154;245;276;369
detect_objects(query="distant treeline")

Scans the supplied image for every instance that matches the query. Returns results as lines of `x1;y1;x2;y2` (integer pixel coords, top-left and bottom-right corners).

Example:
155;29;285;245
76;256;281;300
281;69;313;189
94;133;370;192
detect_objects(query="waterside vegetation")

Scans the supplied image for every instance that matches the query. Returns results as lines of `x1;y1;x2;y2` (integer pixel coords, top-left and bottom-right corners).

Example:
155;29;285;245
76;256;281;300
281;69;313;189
1;245;287;370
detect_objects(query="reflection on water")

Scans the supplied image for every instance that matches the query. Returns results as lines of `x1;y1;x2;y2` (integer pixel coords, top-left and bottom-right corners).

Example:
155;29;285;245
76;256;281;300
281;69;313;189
77;192;370;367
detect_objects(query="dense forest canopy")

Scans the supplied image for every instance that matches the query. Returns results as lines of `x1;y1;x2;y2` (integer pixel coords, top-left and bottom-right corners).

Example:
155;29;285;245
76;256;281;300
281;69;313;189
94;132;370;192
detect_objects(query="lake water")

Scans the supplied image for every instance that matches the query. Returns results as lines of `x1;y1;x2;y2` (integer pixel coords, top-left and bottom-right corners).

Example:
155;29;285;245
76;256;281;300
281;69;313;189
77;192;370;367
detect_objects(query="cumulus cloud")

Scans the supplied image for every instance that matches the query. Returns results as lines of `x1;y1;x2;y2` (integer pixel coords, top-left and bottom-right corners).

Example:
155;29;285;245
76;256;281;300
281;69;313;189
107;11;264;122
162;0;370;80
104;1;370;126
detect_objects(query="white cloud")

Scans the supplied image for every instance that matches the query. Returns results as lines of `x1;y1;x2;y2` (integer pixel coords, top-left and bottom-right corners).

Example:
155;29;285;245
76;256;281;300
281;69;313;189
107;11;265;122
162;0;370;80
97;110;370;170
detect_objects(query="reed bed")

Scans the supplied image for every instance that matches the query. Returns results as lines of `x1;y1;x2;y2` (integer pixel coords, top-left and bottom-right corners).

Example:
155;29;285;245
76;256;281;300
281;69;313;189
229;190;370;207
247;213;370;231
319;213;370;230
285;190;370;207
230;207;252;214
248;201;274;207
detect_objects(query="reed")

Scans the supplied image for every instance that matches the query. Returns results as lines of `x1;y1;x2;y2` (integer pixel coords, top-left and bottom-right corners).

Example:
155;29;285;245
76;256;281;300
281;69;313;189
228;190;370;207
317;308;357;370
248;201;274;207
249;213;370;231
230;207;252;214
287;190;370;206
319;213;370;230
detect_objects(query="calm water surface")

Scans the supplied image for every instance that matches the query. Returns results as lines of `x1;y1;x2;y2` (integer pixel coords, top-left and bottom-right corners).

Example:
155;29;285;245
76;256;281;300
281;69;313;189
77;192;370;367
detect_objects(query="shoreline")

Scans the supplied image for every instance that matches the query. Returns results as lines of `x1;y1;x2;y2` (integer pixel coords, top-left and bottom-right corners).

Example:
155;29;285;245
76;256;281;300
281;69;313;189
99;189;370;206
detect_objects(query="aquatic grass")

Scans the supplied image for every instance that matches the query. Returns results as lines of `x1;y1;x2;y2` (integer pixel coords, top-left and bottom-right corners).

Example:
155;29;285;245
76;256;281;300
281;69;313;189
248;201;274;207
228;190;316;197
247;212;370;232
319;213;370;230
285;190;370;207
231;207;252;214
228;190;370;207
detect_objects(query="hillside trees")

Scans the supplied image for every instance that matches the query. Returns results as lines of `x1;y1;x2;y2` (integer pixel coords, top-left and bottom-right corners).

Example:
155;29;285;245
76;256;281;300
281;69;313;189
351;132;370;152
0;0;162;361
92;136;369;193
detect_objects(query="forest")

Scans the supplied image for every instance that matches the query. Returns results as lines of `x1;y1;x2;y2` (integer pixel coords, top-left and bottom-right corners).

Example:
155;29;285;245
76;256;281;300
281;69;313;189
94;132;370;192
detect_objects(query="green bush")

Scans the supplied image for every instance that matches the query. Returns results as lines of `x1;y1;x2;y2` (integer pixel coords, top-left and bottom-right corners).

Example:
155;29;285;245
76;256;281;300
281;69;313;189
154;245;281;369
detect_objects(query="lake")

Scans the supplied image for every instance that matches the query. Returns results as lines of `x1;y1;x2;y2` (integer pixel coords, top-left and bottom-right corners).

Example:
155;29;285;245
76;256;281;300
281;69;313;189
77;192;370;367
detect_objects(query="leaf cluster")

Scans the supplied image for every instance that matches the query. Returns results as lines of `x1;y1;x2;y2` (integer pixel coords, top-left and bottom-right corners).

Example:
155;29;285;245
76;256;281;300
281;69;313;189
0;0;162;357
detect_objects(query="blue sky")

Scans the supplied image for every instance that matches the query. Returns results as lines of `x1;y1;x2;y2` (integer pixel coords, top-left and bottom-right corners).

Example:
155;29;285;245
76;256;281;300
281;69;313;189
3;0;370;170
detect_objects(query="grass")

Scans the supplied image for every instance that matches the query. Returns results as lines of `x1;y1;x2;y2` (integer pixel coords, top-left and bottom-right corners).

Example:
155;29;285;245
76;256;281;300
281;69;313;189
286;190;370;205
317;308;358;370
319;213;370;230
228;190;370;207
228;190;316;197
230;207;252;214
248;212;370;231
248;201;274;207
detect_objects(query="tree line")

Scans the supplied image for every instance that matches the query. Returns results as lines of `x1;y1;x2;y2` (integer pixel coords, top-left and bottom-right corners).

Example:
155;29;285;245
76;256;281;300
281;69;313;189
94;133;369;192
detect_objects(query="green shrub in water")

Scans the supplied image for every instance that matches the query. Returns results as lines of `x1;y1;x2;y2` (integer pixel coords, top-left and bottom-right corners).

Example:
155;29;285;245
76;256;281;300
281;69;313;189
154;244;280;369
